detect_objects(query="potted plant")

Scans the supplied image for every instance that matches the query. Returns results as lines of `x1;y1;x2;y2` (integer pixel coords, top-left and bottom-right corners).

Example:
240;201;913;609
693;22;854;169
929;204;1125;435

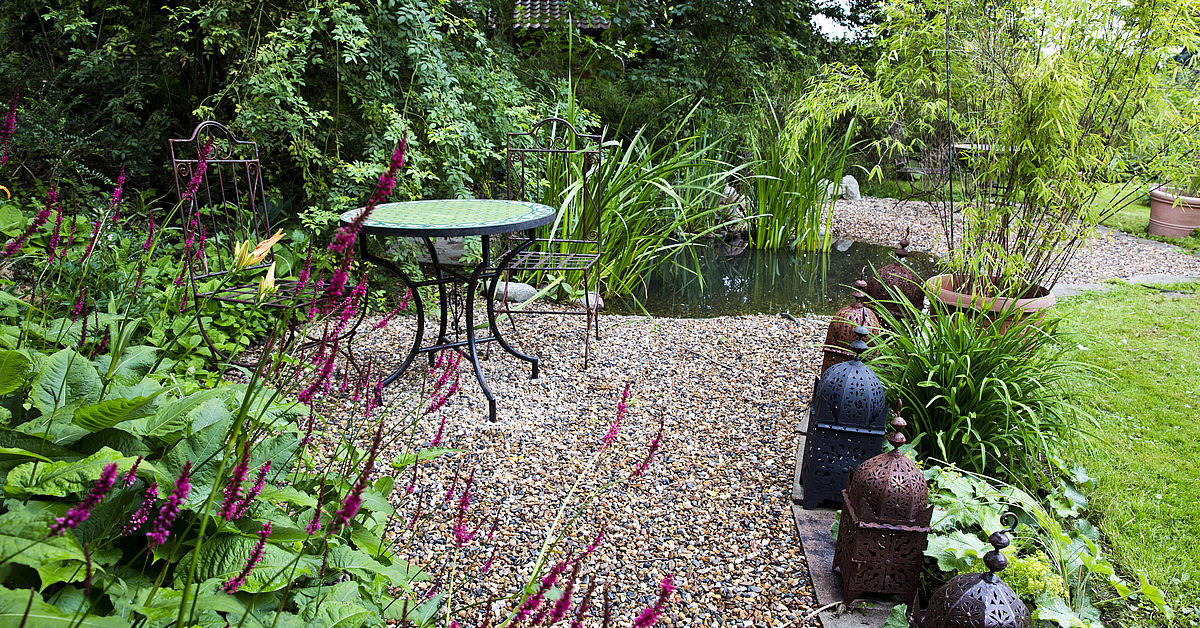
1141;65;1200;238
872;0;1200;310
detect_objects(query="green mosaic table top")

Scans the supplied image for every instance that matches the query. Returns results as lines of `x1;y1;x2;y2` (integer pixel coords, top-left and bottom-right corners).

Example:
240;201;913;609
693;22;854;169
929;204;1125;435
340;199;556;237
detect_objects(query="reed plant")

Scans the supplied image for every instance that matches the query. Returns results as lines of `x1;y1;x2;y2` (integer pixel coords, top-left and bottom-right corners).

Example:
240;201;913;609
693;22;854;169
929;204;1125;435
868;285;1098;489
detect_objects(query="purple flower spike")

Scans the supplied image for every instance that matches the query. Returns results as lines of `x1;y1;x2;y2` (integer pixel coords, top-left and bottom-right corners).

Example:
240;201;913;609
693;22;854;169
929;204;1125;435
601;382;632;449
3;187;55;258
452;470;476;548
223;521;272;594
307;481;325;535
0;90;17;165
109;167;125;223
181;139;213;203
123;456;144;488
330;422;384;533
122;482;159;536
147;461;192;547
220;443;252;520
49;463;119;536
632;575;676;628
515;558;571;623
234;462;270;520
331;136;407;254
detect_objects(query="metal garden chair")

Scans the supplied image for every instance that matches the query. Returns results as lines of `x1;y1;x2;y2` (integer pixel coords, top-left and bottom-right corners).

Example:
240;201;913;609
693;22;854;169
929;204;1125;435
167;120;360;366
499;117;606;368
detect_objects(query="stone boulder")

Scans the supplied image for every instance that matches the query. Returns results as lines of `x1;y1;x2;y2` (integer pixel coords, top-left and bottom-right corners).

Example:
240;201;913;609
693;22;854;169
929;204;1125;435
492;281;538;303
572;291;604;311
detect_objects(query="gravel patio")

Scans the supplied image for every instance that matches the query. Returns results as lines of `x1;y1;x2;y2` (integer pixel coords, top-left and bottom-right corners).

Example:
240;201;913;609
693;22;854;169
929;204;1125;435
313;198;1200;627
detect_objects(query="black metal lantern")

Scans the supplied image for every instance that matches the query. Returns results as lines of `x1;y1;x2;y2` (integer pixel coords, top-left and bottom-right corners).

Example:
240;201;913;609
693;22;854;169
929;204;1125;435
821;276;882;374
865;232;925;319
834;411;932;604
919;513;1032;628
800;326;889;509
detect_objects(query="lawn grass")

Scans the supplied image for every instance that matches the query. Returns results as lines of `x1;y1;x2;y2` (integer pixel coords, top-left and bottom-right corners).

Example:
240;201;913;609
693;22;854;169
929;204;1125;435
1057;282;1200;625
1092;182;1200;253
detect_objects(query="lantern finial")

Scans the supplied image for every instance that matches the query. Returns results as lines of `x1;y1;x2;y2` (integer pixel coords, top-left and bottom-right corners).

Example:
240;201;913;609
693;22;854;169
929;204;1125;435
850;326;870;356
984;512;1019;581
888;406;908;448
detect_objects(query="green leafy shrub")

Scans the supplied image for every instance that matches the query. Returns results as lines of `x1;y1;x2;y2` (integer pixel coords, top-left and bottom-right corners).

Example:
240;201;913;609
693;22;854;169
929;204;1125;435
924;465;1171;627
869;289;1096;488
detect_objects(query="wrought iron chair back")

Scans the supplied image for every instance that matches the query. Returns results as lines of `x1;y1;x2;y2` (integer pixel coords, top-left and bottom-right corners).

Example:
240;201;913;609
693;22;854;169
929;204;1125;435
168;120;272;277
502;117;606;367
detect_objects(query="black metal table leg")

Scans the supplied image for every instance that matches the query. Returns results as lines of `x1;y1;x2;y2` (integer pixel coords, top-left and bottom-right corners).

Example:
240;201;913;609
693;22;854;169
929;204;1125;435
361;239;426;388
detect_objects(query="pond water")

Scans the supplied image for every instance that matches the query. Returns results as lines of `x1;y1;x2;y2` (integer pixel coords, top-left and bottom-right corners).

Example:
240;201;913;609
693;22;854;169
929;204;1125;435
609;240;940;318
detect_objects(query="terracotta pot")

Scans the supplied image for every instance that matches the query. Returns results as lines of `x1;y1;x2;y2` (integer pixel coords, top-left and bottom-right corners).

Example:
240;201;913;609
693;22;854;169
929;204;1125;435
924;274;1056;325
1148;186;1200;238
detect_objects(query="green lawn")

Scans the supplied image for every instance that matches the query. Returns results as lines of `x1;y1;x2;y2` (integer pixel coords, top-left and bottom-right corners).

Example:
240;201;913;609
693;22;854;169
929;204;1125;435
1093;183;1200;253
1057;283;1200;625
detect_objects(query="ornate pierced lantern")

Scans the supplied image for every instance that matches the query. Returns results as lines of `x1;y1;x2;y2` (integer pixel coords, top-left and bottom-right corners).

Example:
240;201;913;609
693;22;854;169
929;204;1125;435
800;327;889;509
821;276;882;374
833;411;933;604
919;513;1032;628
865;232;925;319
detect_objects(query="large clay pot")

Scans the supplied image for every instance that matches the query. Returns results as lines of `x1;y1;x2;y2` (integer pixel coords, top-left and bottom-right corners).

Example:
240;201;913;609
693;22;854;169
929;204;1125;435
1148;186;1200;238
924;274;1056;325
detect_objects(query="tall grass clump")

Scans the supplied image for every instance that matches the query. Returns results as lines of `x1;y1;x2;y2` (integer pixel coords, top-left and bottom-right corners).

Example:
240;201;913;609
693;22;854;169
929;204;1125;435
528;103;744;297
868;287;1098;489
746;83;857;251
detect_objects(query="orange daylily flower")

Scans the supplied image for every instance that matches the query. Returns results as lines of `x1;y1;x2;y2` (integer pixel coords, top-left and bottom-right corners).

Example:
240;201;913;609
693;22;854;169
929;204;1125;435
233;229;285;272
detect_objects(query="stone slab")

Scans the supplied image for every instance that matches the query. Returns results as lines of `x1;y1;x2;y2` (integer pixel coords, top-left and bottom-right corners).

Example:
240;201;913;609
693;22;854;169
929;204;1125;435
791;424;897;628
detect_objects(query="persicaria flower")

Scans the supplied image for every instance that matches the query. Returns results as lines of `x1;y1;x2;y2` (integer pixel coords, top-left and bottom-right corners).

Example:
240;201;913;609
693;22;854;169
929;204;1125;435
109;167;125;223
632;575;675;628
49;463;118;536
123;456;143;487
514;557;572;623
548;559;583;624
307;481;325;535
234;462;270;520
0;90;17;165
220;443;252;519
122;482;159;536
601;382;632;449
452;470;476;548
147;461;192;547
330;422;384;532
223;521;272;594
374;289;412;330
181;139;214;203
330;136;407;254
2;187;55;257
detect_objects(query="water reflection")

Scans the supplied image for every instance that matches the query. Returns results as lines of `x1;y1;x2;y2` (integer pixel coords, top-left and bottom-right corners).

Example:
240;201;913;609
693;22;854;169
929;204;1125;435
610;240;940;318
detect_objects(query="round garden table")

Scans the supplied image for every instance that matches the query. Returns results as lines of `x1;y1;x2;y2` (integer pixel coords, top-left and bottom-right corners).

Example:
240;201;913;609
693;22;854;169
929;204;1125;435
340;199;557;421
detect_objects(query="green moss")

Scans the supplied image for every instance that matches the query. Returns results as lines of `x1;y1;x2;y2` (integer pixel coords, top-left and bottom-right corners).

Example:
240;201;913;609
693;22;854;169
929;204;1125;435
1057;282;1200;625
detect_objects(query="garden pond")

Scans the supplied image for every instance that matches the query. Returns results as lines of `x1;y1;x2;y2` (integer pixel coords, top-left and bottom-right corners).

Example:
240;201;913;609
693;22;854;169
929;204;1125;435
609;239;939;317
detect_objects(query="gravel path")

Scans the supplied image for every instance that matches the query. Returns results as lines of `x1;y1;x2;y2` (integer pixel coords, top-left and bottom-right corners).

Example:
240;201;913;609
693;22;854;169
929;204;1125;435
318;311;827;627
832;197;1200;285
308;196;1198;626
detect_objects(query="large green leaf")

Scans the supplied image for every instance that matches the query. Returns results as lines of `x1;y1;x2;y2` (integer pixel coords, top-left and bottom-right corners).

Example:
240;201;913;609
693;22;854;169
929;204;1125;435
136;387;235;441
0;350;32;397
5;447;135;497
30;348;102;419
157;410;233;505
73;393;161;432
0;504;89;591
188;533;318;593
93;345;158;384
327;545;425;587
298;581;373;627
0;585;126;626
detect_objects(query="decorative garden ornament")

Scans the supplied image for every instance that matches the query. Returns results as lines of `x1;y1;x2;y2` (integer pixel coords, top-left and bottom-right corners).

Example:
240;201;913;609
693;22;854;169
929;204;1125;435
821;271;881;374
833;407;932;605
918;512;1032;628
800;326;889;509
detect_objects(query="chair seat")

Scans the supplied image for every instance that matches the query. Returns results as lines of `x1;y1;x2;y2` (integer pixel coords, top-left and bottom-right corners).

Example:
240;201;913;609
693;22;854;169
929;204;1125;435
506;249;600;273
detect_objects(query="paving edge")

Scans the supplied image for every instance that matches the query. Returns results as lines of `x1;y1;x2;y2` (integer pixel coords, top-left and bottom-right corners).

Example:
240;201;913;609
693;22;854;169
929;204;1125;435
790;424;897;628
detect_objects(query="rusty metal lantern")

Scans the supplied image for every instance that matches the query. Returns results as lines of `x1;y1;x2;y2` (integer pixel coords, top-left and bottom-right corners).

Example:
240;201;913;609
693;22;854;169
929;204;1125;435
834;410;932;604
865;231;926;319
919;513;1032;628
800;326;889;509
821;275;882;374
